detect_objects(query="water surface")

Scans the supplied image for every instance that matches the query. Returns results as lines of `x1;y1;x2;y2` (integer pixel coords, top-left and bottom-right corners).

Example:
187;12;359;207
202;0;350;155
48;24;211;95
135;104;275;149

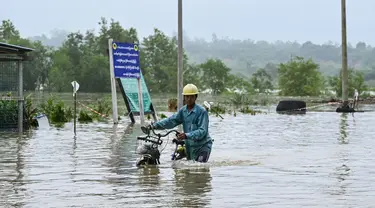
1;106;375;207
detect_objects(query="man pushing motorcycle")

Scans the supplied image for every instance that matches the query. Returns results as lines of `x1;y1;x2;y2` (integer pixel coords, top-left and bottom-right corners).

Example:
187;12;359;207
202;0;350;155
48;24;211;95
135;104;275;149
144;83;213;163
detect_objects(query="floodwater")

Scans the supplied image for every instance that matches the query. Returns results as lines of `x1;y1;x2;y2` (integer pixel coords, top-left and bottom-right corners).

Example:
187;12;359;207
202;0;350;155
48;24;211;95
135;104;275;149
1;104;375;207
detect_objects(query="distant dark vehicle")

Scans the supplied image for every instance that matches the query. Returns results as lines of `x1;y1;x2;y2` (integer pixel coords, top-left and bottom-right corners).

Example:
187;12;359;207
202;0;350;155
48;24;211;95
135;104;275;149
276;100;306;114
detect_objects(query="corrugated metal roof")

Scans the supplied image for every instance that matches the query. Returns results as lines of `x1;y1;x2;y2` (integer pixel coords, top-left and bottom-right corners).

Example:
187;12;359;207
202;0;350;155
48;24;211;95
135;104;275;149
0;42;34;53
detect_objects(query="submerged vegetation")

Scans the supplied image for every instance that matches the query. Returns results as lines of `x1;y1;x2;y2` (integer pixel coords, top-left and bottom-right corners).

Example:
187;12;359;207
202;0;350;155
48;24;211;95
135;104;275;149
29;92;271;128
0;93;39;130
1;93;114;128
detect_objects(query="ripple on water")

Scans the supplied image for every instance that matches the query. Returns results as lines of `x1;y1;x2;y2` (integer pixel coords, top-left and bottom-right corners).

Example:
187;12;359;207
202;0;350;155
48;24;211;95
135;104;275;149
2;109;375;207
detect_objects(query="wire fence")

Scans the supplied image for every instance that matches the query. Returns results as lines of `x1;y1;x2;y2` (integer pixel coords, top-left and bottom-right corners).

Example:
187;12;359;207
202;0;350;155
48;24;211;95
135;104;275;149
0;60;21;131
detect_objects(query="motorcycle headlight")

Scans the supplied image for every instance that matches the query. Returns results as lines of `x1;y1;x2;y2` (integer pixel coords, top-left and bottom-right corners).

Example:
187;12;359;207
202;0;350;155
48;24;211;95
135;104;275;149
136;143;152;154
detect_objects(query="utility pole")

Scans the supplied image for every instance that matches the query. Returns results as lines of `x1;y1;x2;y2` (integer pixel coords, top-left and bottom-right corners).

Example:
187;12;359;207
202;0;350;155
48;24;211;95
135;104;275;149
341;0;349;107
177;0;184;110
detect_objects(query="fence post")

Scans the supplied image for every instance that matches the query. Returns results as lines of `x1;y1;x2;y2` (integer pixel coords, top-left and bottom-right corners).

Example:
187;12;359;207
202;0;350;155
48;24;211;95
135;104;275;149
18;60;23;133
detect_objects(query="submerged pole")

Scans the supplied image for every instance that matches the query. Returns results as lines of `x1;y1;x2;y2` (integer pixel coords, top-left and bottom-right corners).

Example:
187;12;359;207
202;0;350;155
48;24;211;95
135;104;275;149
177;0;184;110
18;60;23;133
73;83;77;136
341;0;349;107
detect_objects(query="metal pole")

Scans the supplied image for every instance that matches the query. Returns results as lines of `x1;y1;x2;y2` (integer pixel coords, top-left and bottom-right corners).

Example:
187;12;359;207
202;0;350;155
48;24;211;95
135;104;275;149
177;0;184;110
108;38;119;124
341;0;349;107
73;82;77;136
18;60;23;133
137;77;145;125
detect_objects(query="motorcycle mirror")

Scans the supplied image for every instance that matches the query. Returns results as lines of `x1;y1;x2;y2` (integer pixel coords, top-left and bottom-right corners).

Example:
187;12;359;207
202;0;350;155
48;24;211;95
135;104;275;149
141;126;150;135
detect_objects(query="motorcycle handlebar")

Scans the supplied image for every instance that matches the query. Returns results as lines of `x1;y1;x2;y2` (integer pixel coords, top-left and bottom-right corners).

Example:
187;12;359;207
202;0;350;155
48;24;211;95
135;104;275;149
157;129;180;137
142;125;180;138
137;129;181;146
136;135;163;145
172;138;185;145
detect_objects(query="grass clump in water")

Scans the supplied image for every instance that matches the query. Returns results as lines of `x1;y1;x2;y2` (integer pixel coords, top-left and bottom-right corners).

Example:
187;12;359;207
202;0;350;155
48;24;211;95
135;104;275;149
78;110;93;123
39;95;72;126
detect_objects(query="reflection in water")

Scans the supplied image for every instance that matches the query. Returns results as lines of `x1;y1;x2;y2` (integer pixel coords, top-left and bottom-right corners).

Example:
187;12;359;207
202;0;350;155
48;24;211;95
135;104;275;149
338;113;349;144
172;168;212;207
2;108;375;207
137;167;161;193
106;123;137;177
332;113;351;196
0;131;32;208
69;136;78;181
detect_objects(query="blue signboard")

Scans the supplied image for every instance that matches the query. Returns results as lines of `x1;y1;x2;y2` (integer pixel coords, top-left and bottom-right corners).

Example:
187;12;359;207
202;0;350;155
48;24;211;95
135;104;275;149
111;42;141;78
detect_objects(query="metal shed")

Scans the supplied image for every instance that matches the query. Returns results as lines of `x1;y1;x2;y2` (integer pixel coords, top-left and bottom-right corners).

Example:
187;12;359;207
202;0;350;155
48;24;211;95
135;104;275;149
0;42;34;132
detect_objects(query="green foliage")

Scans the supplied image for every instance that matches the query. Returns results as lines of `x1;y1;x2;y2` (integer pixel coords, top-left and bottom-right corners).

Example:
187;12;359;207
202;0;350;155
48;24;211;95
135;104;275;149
142;28;187;93
184;36;375;83
2;18;375;100
39;96;71;124
24;94;39;128
1;20;53;91
183;64;204;90
239;106;263;115
278;56;324;96
78;110;93;123
226;74;254;93
199;58;231;95
210;104;226;114
93;97;111;119
2;18;255;94
0;100;18;127
250;68;273;93
328;69;368;97
229;93;248;108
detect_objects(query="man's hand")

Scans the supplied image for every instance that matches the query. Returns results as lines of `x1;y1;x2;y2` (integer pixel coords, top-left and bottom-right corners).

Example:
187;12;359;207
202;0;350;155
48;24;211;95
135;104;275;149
177;132;186;140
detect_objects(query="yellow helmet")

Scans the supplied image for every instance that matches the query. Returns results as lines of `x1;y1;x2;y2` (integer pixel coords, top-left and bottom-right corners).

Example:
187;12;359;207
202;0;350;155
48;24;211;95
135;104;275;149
182;84;199;95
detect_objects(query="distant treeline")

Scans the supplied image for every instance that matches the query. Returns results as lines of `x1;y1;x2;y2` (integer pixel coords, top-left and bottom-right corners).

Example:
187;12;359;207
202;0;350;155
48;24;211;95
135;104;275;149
184;35;375;80
0;18;373;98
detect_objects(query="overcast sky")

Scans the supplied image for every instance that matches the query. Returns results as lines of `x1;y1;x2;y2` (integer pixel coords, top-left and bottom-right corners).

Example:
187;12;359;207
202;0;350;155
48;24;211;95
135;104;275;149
2;0;374;45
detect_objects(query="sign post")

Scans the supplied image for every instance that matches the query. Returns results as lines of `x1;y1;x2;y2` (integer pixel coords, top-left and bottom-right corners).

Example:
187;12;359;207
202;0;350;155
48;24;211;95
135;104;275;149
137;77;145;125
108;39;143;124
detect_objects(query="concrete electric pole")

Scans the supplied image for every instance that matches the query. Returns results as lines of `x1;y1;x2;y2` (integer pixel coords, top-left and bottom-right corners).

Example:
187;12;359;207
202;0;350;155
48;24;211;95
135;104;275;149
177;0;184;110
341;0;349;107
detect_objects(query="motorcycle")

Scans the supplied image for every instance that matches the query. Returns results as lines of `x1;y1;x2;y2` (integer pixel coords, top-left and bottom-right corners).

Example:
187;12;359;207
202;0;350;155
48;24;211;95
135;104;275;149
135;126;187;167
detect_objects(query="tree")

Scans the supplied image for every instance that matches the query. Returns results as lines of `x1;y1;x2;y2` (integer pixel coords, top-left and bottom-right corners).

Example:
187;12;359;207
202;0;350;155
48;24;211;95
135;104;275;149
0;20;53;91
47;17;139;92
250;68;273;93
264;62;278;81
141;28;188;93
199;58;231;95
278;56;324;96
0;20;20;41
227;74;253;93
328;68;368;97
183;63;203;90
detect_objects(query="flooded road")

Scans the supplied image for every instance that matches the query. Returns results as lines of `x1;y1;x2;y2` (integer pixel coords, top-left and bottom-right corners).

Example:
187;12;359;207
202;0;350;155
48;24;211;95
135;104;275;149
1;105;375;207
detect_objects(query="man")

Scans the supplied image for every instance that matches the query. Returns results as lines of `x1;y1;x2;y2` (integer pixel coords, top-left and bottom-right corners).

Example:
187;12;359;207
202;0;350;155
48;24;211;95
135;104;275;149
146;83;213;163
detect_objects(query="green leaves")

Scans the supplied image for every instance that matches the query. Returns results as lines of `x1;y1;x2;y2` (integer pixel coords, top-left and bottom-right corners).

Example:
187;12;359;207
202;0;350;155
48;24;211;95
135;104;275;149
278;56;324;96
199;58;231;95
7;18;368;97
250;68;273;93
141;28;181;93
328;68;368;97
